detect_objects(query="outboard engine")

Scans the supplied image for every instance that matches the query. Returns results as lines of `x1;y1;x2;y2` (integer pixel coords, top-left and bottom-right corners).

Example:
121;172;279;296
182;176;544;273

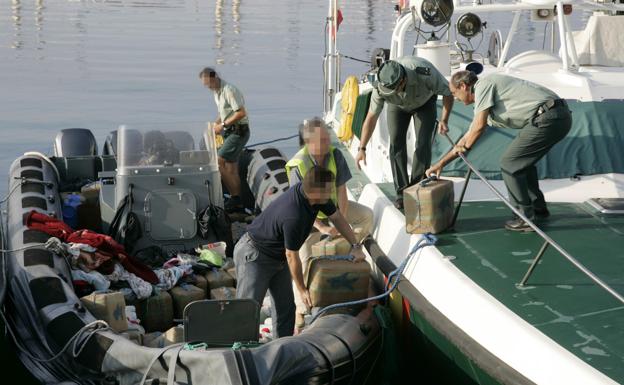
53;128;98;157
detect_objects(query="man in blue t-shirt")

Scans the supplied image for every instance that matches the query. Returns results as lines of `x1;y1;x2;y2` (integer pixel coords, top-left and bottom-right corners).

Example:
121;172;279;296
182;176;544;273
234;166;366;337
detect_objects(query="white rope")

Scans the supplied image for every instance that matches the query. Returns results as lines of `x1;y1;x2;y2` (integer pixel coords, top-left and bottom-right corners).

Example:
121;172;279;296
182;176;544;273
0;308;110;363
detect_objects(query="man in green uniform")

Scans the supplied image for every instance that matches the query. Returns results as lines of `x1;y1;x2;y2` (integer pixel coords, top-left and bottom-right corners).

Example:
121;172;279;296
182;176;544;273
355;56;455;209
426;71;572;231
200;67;250;212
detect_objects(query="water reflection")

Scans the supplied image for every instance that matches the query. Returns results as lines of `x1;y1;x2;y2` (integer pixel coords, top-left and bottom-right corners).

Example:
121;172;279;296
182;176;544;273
11;0;22;50
286;1;301;71
214;0;241;64
35;0;45;52
366;0;375;42
232;0;240;35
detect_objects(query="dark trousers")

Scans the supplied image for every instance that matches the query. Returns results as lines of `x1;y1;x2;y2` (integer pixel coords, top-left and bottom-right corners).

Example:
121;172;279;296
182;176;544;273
387;95;438;195
500;105;572;217
234;233;295;338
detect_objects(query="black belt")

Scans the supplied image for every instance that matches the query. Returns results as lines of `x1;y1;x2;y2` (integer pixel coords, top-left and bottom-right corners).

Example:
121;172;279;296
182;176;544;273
535;99;566;117
224;123;249;135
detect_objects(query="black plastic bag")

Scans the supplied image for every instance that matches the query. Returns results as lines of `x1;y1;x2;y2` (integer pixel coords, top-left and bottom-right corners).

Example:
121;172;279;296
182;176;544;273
133;245;168;269
198;204;234;259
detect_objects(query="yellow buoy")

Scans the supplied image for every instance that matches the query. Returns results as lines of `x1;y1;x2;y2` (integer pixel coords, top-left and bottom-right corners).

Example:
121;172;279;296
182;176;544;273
338;76;359;143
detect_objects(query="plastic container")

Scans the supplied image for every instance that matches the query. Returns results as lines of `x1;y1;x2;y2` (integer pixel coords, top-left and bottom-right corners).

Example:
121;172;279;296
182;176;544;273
403;178;454;234
203;241;227;257
307;259;371;307
62;193;83;229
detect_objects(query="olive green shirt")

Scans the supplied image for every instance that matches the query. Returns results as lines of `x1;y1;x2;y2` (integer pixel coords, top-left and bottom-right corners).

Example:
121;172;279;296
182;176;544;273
368;56;451;115
213;80;249;125
473;74;559;129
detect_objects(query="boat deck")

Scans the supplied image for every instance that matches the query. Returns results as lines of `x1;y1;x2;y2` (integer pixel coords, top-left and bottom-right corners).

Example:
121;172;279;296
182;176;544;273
334;135;624;381
436;201;624;382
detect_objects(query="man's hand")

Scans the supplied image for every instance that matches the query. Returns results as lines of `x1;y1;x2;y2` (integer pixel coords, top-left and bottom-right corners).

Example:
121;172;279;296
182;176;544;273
426;163;444;178
214;122;224;134
355;149;367;170
350;247;366;262
452;144;469;156
299;288;312;310
320;225;339;237
438;120;449;135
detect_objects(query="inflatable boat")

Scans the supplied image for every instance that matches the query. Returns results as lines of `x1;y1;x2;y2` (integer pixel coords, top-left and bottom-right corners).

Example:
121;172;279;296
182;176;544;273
0;125;383;385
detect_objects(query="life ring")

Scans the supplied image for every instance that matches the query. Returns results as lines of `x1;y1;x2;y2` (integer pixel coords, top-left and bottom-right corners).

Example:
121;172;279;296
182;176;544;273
338;76;359;143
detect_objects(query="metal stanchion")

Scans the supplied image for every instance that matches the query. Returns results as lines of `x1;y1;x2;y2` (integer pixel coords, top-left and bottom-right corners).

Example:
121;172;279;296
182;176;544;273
440;132;623;303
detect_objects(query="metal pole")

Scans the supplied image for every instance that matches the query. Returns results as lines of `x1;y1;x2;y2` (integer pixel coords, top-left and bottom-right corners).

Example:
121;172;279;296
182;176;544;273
561;11;579;68
333;1;339;94
497;11;520;69
556;1;570;71
520;241;549;286
451;169;473;228
441;132;624;304
326;0;336;112
550;21;555;53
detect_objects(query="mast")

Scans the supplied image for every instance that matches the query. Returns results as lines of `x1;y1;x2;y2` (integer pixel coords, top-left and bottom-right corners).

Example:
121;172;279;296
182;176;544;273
324;0;339;115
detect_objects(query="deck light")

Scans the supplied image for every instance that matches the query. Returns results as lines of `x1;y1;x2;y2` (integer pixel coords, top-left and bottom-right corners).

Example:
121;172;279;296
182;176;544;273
456;13;482;38
410;0;454;27
454;12;485;74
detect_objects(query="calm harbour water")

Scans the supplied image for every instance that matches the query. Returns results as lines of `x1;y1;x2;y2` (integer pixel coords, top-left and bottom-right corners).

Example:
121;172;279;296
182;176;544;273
0;0;589;192
0;0;398;192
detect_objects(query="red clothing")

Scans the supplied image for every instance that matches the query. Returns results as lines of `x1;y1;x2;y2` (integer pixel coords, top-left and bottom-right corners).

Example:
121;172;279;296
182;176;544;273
26;211;74;239
26;211;158;284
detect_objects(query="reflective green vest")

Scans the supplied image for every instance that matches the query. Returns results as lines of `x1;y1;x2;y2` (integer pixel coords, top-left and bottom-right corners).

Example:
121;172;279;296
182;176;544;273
285;146;337;219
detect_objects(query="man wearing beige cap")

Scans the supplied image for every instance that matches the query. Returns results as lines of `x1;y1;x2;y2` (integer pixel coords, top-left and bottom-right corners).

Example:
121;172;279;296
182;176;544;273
356;57;455;209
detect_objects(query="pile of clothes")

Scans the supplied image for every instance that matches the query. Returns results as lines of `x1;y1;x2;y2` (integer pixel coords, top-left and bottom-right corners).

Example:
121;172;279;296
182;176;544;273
26;211;216;300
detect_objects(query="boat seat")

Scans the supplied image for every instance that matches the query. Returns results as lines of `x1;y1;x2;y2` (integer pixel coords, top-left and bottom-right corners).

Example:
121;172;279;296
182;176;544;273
103;129;142;158
164;130;195;151
140;130;180;165
52;155;115;191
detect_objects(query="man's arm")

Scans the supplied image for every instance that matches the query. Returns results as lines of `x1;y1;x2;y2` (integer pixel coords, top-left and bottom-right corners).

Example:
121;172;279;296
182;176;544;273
460;108;489;149
337;184;349;218
355;112;379;169
285;248;311;309
426;108;490;176
320;184;349;237
328;211;366;262
213;118;223;134
438;95;455;134
224;107;247;126
313;218;337;236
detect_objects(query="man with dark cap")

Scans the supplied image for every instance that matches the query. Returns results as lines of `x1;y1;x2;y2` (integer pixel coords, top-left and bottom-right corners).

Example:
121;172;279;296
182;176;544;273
234;166;366;337
355;56;455;209
426;71;571;232
200;67;250;212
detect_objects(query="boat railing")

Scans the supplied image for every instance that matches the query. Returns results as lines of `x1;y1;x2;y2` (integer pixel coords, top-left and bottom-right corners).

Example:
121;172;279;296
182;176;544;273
441;132;624;305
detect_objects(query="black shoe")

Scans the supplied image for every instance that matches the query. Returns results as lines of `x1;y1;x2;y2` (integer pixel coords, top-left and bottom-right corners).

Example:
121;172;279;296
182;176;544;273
224;196;243;212
394;197;404;210
534;207;550;219
504;217;535;232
